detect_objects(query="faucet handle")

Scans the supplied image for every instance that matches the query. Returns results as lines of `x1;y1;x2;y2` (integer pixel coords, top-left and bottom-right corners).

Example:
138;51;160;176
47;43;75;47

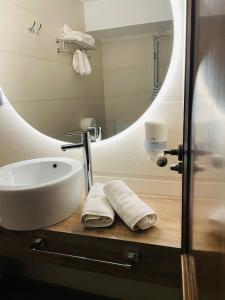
61;131;88;151
67;131;85;136
67;131;90;143
87;126;102;142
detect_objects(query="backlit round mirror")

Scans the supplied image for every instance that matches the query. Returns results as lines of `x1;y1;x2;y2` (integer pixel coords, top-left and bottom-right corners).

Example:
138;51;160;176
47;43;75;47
0;0;173;143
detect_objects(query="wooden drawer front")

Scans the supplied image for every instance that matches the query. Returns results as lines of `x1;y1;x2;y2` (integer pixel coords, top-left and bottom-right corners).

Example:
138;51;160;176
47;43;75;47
0;230;181;288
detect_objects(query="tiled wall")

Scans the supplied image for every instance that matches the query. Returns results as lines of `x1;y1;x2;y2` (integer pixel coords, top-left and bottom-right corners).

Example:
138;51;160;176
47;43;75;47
101;33;173;137
0;0;105;139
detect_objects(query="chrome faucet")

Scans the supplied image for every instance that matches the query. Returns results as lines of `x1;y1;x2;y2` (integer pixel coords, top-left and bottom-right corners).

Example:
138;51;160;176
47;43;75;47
87;126;102;142
61;131;93;195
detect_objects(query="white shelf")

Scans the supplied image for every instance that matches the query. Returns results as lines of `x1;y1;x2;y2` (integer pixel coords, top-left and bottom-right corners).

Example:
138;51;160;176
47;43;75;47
56;38;96;54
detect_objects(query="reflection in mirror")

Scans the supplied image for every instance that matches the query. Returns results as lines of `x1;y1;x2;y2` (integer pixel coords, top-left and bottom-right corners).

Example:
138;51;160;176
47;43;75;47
0;0;173;142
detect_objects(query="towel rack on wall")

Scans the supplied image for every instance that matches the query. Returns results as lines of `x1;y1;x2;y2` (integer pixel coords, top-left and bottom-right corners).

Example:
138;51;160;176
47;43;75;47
56;38;96;54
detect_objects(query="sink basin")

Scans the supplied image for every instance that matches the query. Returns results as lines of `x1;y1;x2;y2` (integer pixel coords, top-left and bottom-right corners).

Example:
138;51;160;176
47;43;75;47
0;157;82;231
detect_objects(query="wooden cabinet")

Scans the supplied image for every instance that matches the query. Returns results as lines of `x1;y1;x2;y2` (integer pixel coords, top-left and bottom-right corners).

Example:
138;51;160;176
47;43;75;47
0;195;181;288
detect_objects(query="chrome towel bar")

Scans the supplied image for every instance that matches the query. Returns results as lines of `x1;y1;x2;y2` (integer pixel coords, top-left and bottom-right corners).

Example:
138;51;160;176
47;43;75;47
31;238;139;270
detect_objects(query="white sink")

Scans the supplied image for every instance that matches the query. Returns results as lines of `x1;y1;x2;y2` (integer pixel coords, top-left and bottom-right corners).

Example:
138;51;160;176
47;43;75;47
0;157;82;231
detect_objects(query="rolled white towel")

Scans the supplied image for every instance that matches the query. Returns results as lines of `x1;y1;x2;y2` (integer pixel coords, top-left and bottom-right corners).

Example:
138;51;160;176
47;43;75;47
103;180;157;231
209;208;225;237
81;183;115;228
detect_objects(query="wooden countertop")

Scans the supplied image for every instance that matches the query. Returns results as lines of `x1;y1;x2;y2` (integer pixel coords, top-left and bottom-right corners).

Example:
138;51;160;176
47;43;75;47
47;194;181;249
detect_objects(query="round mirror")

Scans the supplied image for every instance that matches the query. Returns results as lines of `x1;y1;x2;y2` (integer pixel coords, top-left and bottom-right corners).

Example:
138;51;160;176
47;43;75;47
0;0;173;143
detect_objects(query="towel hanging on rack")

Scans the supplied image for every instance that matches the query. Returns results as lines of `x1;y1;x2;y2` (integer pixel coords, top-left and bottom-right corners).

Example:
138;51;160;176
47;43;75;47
73;50;92;76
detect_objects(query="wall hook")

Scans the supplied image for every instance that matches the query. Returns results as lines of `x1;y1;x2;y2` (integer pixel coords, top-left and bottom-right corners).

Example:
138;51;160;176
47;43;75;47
28;21;43;34
36;23;42;34
28;21;36;33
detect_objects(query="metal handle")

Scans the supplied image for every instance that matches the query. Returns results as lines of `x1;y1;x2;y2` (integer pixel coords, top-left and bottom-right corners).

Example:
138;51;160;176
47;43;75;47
67;132;84;136
87;126;102;142
31;238;138;270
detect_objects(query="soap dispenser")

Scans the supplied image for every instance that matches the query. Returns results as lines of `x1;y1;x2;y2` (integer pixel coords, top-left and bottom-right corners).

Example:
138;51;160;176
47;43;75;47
144;120;168;166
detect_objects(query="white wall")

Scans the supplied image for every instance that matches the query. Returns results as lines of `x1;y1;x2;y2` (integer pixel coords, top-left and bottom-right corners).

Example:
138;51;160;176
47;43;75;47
84;0;173;32
0;0;185;196
101;32;173;138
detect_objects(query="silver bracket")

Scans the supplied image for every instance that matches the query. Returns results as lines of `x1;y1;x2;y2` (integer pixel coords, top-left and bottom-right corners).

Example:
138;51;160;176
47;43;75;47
31;238;139;270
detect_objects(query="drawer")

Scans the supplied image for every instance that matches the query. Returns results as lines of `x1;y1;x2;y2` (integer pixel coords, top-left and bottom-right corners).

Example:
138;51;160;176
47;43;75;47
0;230;181;288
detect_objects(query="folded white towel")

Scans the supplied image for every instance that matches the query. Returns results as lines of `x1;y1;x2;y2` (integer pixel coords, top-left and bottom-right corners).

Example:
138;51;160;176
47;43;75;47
81;183;115;228
103;180;157;231
73;50;92;75
62;24;95;47
63;33;95;47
